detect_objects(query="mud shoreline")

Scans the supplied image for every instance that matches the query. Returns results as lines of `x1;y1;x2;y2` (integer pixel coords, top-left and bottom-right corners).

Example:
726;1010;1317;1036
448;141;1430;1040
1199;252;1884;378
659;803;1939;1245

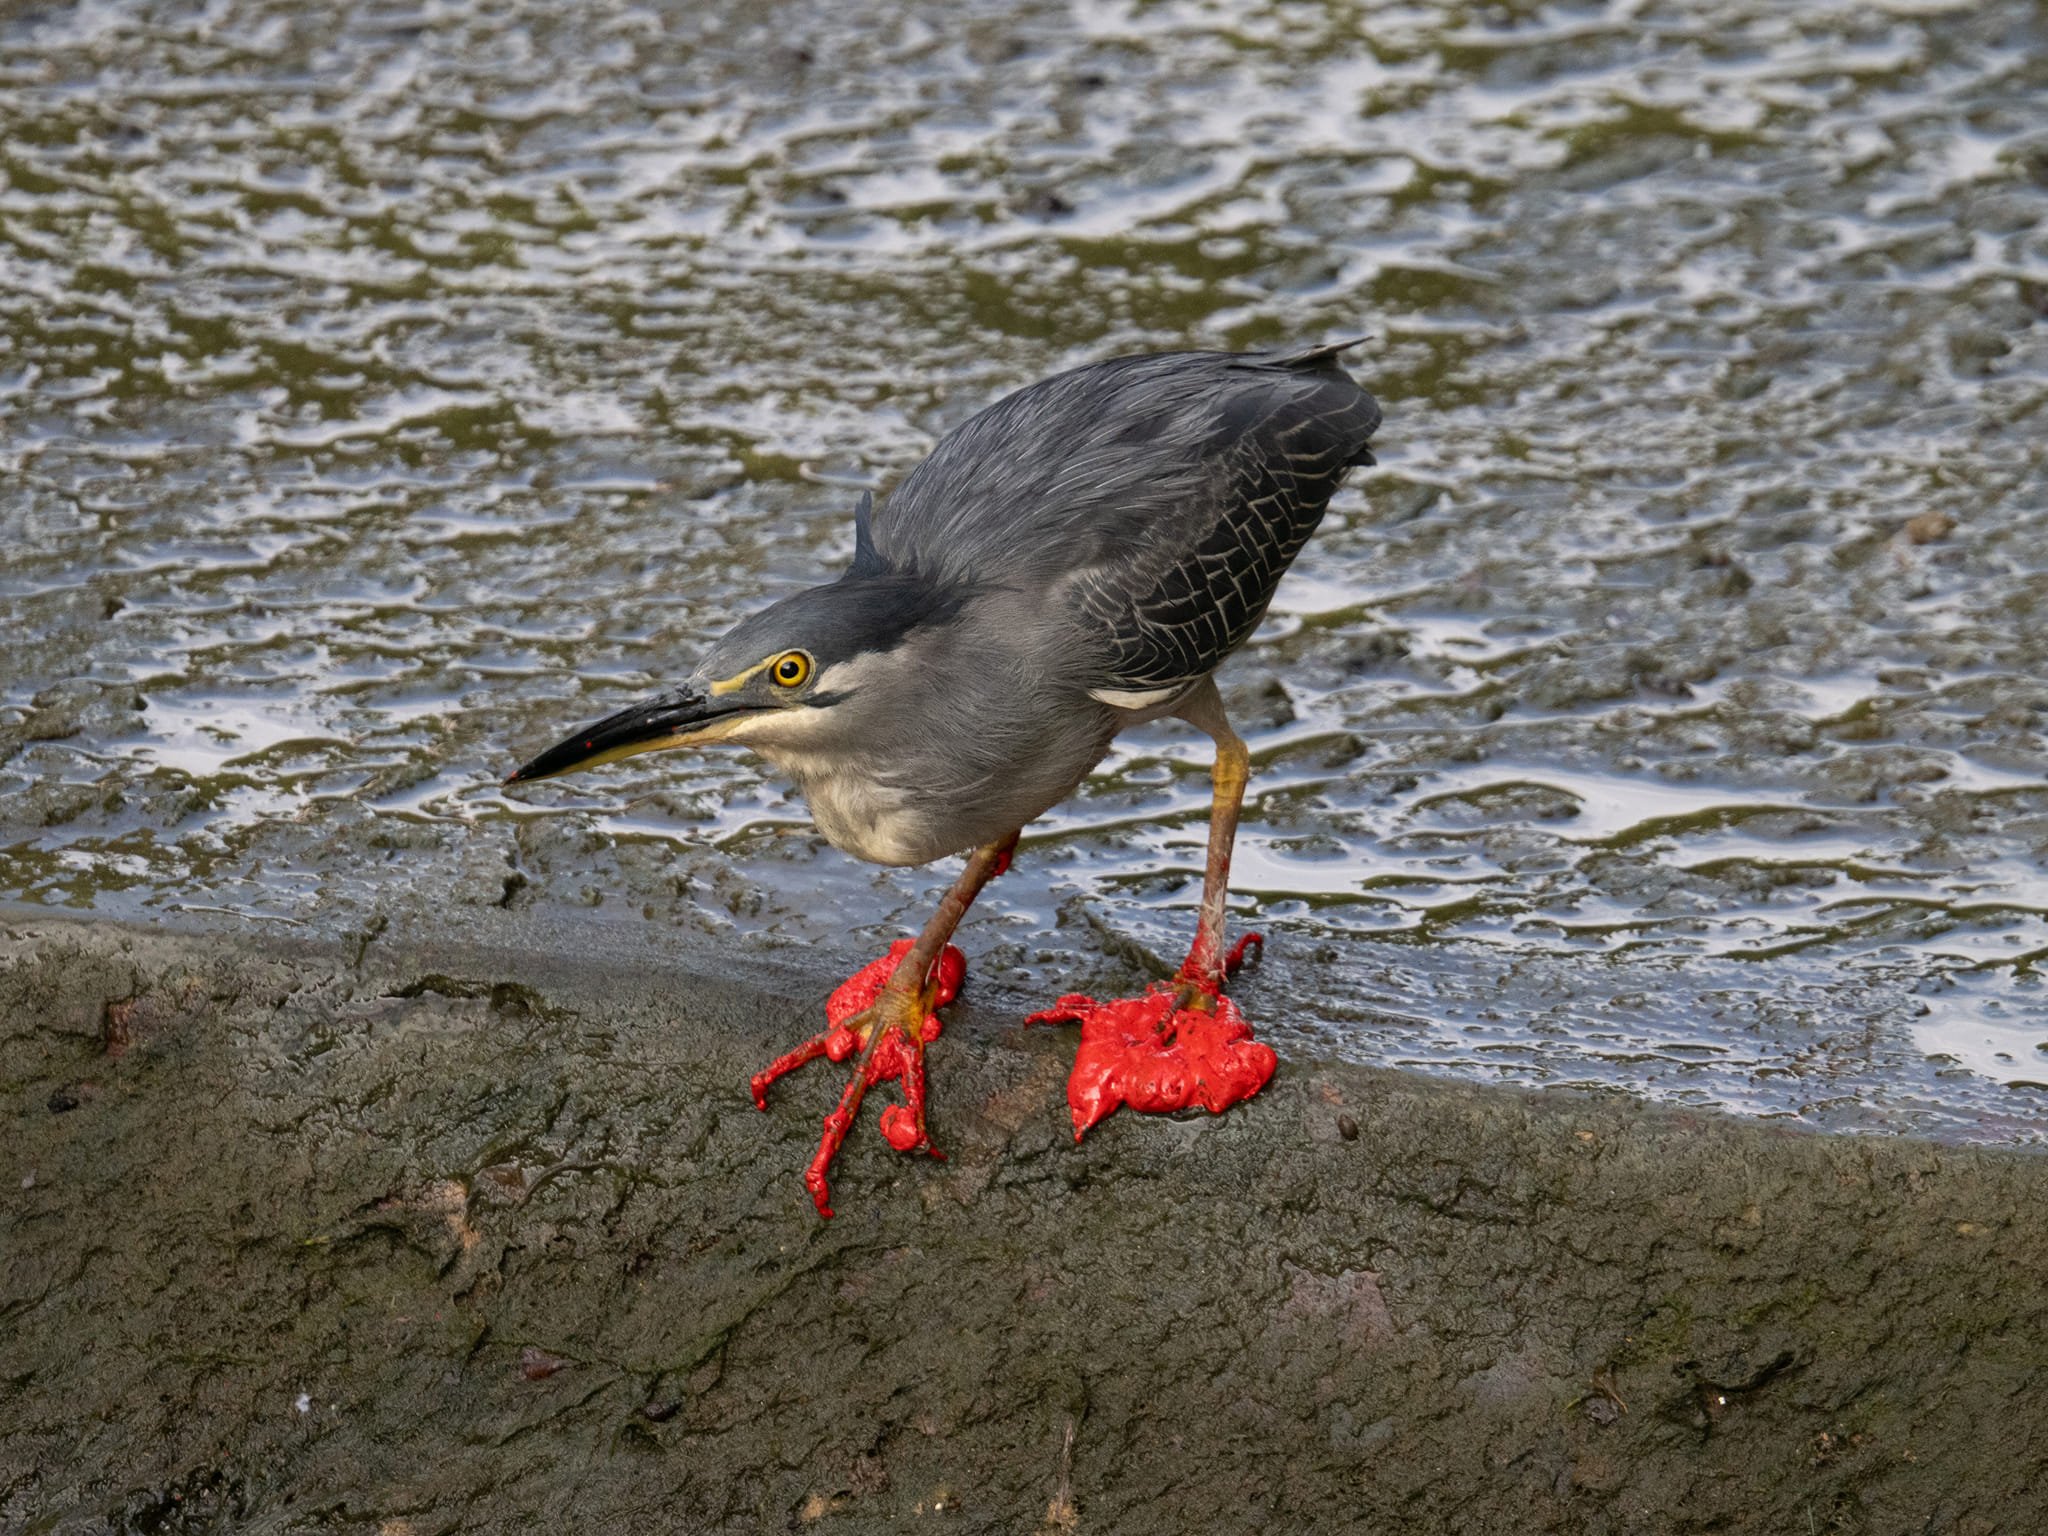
2;911;2044;1533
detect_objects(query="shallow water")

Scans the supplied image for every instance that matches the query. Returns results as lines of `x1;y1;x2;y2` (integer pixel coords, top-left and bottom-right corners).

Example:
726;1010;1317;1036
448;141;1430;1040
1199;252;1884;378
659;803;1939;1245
2;0;2045;1140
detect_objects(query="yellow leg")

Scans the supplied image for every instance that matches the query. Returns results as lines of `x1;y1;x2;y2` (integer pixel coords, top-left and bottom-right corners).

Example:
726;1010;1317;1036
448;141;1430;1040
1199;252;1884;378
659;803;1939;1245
1024;678;1276;1134
1173;679;1252;1001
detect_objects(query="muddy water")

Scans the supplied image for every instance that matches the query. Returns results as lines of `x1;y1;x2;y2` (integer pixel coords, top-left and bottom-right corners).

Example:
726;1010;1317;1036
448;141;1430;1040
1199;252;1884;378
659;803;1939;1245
2;0;2045;1140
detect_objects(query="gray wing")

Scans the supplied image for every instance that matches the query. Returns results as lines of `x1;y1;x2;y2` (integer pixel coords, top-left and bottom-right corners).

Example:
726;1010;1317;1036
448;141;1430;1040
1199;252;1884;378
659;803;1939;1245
875;343;1381;695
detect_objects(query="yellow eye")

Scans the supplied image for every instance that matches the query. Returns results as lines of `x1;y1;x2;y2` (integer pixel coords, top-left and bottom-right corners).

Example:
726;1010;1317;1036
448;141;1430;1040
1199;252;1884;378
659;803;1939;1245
770;651;812;688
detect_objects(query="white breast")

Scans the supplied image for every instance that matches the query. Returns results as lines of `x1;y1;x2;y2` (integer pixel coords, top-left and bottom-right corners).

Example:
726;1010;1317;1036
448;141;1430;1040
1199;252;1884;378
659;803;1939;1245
775;752;937;866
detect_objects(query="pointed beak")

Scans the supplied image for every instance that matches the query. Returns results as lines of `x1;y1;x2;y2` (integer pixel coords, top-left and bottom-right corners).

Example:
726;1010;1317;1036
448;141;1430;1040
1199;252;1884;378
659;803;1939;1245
504;687;759;784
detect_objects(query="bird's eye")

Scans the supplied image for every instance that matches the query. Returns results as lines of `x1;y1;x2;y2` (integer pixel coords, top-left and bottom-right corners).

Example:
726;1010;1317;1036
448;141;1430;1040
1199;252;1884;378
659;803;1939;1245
770;651;812;688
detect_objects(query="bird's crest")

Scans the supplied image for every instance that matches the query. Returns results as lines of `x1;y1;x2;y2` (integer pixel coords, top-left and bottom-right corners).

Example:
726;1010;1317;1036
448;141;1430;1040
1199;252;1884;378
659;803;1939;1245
847;489;889;578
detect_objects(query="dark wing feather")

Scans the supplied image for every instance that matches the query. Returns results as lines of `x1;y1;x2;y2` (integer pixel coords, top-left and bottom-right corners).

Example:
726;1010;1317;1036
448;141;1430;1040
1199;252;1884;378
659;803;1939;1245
876;344;1380;694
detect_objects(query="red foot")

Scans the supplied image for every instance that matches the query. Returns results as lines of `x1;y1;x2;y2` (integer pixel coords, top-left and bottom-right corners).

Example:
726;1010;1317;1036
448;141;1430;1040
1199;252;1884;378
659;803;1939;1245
1025;968;1276;1140
748;939;966;1218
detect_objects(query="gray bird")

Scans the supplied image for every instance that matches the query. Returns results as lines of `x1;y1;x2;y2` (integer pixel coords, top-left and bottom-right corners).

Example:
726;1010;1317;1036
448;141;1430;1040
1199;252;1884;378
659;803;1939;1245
509;341;1381;1213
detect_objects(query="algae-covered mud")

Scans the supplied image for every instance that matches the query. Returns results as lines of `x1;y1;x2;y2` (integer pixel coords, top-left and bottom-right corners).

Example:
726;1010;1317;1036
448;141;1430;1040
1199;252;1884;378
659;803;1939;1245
3;0;2047;1140
5;917;2048;1532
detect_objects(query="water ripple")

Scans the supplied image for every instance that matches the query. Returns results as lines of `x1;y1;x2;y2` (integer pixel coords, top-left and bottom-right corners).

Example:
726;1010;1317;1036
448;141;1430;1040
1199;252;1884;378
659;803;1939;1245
3;0;2046;1140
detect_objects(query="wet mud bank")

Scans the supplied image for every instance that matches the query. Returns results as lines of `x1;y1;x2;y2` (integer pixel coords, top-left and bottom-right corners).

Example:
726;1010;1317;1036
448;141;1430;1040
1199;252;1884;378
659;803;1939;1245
3;914;2044;1534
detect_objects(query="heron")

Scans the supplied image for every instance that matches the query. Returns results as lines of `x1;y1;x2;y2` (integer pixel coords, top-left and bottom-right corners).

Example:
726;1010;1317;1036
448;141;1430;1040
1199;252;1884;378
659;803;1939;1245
508;341;1382;1215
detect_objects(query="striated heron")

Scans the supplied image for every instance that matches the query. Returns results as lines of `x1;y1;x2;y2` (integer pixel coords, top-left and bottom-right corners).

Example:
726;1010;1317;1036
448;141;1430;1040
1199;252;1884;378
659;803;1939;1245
509;341;1382;1215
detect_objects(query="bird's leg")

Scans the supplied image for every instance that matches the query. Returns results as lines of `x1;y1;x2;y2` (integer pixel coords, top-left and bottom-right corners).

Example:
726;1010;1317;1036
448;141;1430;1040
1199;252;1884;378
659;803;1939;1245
750;833;1017;1218
1170;705;1262;1005
1026;679;1276;1138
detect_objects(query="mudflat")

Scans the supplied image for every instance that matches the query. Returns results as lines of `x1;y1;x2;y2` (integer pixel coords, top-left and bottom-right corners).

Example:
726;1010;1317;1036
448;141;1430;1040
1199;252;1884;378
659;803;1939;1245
3;913;2042;1533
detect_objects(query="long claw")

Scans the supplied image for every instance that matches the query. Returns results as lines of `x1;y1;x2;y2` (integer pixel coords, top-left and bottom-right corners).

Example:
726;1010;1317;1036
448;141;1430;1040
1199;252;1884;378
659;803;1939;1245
749;1028;857;1110
751;938;966;1218
805;1071;873;1219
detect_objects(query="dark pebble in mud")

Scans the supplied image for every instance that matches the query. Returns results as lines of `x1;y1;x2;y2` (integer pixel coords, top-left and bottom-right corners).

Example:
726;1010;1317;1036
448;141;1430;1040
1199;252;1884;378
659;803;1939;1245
47;1087;79;1113
518;1346;569;1381
1337;1112;1359;1141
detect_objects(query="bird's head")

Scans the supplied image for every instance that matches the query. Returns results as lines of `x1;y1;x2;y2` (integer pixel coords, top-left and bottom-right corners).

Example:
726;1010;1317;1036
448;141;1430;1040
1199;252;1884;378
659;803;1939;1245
505;494;954;785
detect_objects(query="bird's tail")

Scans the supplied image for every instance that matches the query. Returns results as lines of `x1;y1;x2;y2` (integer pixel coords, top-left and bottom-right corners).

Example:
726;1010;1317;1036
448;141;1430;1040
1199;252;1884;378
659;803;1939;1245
1268;336;1380;465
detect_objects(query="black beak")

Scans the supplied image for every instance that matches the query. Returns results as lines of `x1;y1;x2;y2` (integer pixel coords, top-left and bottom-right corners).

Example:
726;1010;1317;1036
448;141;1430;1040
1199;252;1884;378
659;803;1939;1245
505;687;754;784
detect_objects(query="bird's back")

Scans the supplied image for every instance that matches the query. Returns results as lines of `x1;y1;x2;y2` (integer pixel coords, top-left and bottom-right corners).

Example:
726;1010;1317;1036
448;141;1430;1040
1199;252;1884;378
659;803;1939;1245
876;344;1381;700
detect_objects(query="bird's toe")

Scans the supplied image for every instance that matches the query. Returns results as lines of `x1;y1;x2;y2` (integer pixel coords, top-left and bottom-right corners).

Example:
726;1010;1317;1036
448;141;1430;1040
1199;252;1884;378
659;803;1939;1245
749;938;966;1217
